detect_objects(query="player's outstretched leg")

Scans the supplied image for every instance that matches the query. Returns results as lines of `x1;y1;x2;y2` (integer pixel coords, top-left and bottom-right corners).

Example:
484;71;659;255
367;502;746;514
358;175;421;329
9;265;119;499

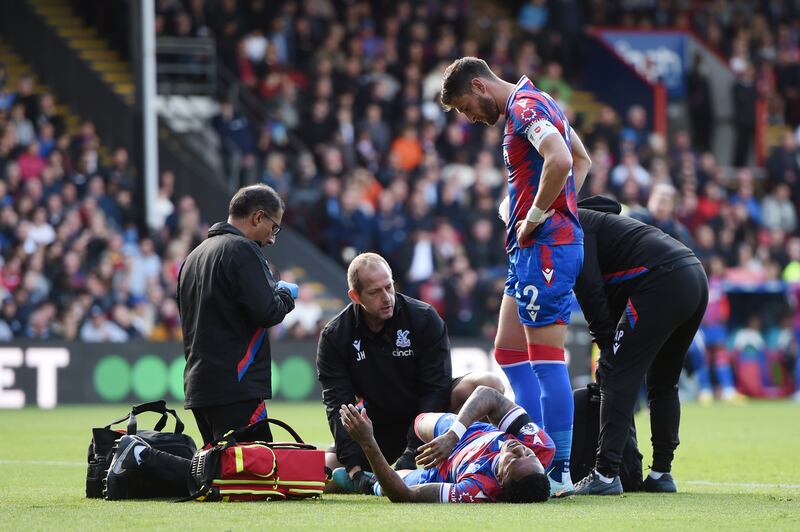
529;343;574;497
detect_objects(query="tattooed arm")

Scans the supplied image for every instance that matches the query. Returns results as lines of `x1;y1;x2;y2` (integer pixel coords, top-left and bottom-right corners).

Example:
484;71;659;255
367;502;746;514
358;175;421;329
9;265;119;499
339;404;445;502
416;386;532;468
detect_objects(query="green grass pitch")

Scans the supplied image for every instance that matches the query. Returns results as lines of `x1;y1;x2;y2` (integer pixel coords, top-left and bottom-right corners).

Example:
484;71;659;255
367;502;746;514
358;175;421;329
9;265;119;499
1;401;798;531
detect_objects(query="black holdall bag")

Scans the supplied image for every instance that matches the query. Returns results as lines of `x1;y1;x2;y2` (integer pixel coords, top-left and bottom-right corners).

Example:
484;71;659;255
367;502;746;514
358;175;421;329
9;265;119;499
86;400;197;498
570;383;644;492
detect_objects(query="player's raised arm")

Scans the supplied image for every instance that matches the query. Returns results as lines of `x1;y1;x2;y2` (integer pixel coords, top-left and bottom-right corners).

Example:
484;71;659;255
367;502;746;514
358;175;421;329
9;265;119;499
339;404;443;502
416;386;530;468
570;128;592;193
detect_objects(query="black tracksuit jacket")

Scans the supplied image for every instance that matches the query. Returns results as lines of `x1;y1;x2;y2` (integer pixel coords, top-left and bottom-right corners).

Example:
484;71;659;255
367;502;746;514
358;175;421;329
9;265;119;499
316;293;452;470
178;222;295;409
575;196;700;350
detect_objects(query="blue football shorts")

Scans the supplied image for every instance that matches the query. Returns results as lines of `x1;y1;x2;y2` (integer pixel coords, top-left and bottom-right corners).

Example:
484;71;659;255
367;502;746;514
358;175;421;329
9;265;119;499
504;243;583;328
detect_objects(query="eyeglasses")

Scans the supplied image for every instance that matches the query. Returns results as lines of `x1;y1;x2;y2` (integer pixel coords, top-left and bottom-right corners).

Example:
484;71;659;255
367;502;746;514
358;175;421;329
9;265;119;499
261;211;282;236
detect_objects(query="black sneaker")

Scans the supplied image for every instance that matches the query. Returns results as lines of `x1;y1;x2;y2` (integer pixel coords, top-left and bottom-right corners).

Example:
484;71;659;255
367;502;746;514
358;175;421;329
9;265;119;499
642;473;677;493
394;449;417;471
574;470;623;495
103;435;150;500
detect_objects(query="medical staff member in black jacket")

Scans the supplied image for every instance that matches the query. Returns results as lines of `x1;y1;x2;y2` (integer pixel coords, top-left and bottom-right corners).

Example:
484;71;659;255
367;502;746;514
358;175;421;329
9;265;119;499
178;184;297;444
570;196;708;495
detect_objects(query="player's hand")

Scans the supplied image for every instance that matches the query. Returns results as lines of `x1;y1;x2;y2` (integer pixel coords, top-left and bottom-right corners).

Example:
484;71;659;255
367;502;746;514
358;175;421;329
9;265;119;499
276;280;299;299
415;431;459;469
340;404;374;445
515;209;554;243
596;349;613;386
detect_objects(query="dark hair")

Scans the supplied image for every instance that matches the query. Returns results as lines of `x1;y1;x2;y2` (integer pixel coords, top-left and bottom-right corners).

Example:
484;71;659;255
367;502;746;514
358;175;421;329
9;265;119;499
440;57;496;109
503;472;550;503
228;184;285;218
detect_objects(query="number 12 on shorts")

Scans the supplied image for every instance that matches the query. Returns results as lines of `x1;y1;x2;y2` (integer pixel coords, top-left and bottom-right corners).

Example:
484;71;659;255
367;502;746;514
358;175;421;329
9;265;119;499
523;285;540;322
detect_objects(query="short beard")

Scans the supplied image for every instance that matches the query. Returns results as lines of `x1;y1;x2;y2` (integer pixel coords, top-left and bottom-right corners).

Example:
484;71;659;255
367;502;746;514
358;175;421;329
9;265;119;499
477;95;499;125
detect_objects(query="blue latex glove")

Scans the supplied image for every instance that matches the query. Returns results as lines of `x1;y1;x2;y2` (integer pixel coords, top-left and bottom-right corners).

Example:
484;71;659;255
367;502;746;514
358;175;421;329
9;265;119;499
276;280;299;299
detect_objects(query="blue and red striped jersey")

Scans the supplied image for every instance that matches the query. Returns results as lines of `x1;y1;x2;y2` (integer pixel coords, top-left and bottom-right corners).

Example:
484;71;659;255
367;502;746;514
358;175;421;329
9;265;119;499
503;76;582;251
436;411;555;503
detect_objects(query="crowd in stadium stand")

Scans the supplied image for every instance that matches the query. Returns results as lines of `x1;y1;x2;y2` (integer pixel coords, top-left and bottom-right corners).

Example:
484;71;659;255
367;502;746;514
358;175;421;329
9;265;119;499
0;67;200;342
2;0;799;397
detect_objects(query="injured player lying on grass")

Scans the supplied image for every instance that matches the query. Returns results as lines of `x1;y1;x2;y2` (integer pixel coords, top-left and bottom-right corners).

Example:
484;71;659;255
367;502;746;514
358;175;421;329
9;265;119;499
339;385;554;503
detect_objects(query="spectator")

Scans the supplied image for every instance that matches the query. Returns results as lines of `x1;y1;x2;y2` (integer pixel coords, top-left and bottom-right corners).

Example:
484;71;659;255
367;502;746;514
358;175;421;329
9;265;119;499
518;0;548;36
762;183;797;233
610;150;651;191
733;65;758;167
621;105;650;161
212;101;255;182
18;141;45;180
767;132;800;195
13;74;38;122
153;170;175;229
589;106;621;161
730;169;763;226
687;54;713;153
261;152;291;198
280;284;323;338
126;237;161;298
80;304;129;342
536;62;572;106
104;147;135;192
631;183;695;246
36;93;65;138
11;102;35;147
389;126;424;172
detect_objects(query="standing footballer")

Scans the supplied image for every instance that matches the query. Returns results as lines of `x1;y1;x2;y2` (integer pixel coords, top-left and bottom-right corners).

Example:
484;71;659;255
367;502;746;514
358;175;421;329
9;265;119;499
440;57;591;496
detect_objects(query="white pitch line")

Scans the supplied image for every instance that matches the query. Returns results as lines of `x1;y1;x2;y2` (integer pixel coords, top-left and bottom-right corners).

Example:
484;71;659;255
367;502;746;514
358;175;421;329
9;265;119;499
0;460;84;467
686;480;800;489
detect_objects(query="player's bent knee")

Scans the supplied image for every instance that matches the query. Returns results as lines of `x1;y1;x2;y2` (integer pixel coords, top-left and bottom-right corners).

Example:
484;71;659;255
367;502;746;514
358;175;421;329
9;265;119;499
450;376;505;413
471;371;505;394
414;412;444;443
325;451;343;471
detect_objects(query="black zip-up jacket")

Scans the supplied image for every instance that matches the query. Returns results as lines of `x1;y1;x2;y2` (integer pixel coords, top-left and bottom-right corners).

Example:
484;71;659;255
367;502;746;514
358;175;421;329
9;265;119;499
178;222;295;409
575;196;700;349
316;293;452;471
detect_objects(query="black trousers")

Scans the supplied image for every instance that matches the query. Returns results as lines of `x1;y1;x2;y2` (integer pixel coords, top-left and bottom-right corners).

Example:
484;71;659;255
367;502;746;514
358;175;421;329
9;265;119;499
140;447;193;496
192;399;272;445
595;262;708;477
136;399;273;496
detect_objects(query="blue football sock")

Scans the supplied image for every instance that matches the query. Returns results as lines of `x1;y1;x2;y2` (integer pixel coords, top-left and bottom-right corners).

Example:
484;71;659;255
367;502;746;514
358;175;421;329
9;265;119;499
531;359;573;481
715;361;735;390
795;355;800;392
498;362;543;426
697;366;711;392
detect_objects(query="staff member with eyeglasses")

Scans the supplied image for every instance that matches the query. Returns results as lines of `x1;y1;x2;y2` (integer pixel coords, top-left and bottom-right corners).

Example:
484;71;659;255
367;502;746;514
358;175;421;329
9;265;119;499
177;184;297;444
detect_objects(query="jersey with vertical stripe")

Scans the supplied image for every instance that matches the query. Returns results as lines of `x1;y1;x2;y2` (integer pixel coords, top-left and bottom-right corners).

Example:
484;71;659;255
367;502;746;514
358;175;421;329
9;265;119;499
503;76;582;252
436;409;555;503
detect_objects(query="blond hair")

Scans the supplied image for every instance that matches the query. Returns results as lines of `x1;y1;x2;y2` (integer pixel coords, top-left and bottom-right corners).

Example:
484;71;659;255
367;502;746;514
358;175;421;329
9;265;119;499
347;252;392;293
